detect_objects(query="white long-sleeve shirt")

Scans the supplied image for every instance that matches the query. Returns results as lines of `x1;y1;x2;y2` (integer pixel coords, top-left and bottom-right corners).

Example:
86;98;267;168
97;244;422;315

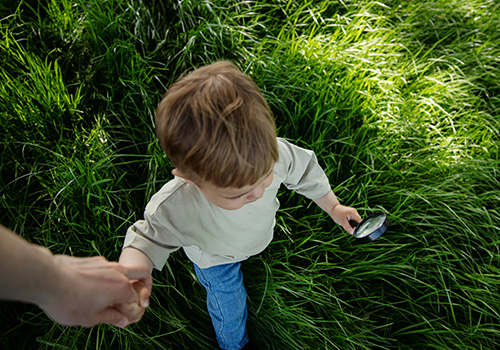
123;138;331;269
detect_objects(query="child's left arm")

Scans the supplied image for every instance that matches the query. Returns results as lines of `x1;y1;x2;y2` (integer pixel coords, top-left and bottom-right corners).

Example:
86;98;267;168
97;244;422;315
313;190;362;235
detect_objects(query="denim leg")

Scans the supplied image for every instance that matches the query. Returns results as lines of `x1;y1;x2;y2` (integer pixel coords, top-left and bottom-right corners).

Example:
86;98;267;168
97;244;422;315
194;262;249;350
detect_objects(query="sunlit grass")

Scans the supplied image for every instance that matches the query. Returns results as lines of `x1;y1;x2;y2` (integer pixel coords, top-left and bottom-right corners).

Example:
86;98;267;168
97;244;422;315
1;0;499;349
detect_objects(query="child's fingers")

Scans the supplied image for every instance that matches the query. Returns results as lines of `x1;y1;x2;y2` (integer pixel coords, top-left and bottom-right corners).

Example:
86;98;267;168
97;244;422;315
112;280;150;325
332;205;362;235
346;211;363;235
132;280;150;308
350;210;363;225
342;220;356;235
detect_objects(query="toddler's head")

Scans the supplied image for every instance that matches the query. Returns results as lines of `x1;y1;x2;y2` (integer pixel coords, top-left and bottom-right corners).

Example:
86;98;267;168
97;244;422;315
156;61;279;193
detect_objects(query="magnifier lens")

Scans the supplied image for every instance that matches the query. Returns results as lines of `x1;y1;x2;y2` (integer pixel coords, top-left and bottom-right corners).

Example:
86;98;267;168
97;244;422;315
355;213;386;238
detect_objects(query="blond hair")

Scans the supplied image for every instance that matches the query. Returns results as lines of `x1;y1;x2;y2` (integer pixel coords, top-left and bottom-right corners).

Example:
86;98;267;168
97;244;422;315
155;61;278;188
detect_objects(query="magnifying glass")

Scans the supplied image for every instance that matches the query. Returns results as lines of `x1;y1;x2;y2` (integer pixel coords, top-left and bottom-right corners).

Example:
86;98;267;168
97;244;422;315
349;212;389;243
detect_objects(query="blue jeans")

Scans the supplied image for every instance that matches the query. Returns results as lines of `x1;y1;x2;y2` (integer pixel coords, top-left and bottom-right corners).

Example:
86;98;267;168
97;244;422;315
194;262;249;350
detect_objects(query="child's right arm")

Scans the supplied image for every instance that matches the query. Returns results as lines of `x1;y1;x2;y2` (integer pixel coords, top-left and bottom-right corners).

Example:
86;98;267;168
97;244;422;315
116;248;155;322
119;247;154;273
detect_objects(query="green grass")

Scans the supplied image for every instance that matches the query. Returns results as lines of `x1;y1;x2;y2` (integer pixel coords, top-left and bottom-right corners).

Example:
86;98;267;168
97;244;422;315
1;0;499;349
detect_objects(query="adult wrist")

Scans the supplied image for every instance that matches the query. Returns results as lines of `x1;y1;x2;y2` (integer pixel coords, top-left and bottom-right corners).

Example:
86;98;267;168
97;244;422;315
31;247;67;309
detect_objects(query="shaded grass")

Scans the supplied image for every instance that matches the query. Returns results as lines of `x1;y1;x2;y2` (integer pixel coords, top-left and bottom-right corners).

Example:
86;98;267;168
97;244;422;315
1;0;499;349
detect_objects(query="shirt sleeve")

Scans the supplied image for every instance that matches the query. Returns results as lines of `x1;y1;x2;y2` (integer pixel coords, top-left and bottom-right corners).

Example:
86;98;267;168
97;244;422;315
123;210;181;271
276;138;332;200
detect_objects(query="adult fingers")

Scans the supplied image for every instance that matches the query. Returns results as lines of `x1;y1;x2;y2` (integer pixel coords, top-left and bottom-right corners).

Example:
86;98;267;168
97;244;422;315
123;265;153;290
94;307;130;328
122;264;150;279
114;296;146;324
53;254;110;268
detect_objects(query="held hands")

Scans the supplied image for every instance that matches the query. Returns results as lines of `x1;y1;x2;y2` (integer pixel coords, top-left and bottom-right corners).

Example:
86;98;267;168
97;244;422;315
115;279;151;325
40;254;152;328
330;204;363;235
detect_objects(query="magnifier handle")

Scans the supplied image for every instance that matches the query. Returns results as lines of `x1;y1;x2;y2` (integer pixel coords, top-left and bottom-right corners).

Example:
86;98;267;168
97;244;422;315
349;219;359;228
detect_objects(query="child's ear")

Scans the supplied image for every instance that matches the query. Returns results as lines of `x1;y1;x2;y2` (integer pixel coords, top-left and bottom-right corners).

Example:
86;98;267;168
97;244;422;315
172;168;195;185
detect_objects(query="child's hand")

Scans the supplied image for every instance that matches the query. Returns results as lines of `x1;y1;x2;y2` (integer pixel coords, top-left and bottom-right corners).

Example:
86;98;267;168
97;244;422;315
115;279;151;325
331;204;362;235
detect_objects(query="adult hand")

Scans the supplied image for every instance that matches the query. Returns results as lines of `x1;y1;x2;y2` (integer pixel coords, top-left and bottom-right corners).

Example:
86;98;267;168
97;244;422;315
38;254;152;328
0;224;152;328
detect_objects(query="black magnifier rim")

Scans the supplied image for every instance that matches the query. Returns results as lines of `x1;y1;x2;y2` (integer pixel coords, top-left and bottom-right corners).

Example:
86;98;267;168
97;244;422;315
353;212;389;243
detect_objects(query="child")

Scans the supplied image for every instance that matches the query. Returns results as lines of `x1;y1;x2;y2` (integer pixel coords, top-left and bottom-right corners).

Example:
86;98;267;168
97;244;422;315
119;61;362;350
